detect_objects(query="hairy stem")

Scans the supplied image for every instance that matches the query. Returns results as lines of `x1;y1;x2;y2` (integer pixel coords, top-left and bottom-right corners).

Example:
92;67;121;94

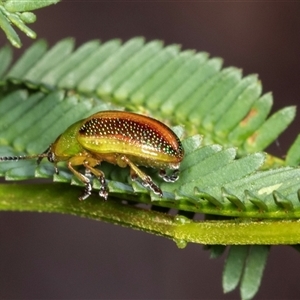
1;183;300;246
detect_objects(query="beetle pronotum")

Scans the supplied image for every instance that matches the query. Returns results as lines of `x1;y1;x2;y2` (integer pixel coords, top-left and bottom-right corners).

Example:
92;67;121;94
0;111;184;200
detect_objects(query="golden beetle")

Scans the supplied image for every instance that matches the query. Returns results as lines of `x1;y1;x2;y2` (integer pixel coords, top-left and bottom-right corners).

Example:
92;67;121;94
0;111;184;200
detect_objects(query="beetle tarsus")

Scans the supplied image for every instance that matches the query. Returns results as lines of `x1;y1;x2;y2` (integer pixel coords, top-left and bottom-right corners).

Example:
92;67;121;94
127;161;163;197
83;163;108;200
79;180;92;201
159;169;180;183
143;175;163;197
99;176;108;200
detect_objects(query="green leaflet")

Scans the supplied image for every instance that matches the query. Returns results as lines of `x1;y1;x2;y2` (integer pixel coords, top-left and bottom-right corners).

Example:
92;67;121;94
286;134;300;166
0;44;12;77
40;40;101;87
5;39;48;79
4;0;60;12
24;38;75;83
240;246;270;300
78;37;146;94
97;40;165;97
223;246;250;293
223;245;269;300
0;7;20;47
0;1;59;48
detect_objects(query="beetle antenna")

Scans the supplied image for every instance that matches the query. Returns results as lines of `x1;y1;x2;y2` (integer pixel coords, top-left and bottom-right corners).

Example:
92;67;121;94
0;153;48;162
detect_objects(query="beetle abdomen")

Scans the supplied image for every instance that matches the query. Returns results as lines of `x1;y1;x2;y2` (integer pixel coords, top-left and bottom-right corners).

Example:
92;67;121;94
77;111;184;167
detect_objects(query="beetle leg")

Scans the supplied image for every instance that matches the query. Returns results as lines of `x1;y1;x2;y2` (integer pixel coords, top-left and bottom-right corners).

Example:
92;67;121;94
129;170;138;182
36;145;51;165
67;161;92;201
84;168;92;180
83;161;108;201
159;169;180;183
120;155;163;197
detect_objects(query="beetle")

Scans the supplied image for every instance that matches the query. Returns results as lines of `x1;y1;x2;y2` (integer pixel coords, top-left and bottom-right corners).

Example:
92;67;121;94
0;111;184;200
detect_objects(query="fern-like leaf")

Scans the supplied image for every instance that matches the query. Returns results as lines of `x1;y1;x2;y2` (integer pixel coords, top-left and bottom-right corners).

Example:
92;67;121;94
0;38;295;161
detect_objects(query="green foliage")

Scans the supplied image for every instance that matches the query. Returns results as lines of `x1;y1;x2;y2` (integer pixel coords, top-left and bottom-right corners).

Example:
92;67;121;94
223;246;269;300
1;38;300;299
1;88;300;219
0;0;60;48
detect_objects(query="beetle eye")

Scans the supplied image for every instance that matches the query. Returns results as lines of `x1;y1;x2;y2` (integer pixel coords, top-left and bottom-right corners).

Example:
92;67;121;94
47;152;55;163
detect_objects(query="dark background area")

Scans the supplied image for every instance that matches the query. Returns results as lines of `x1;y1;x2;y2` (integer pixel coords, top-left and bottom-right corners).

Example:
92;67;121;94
1;2;300;299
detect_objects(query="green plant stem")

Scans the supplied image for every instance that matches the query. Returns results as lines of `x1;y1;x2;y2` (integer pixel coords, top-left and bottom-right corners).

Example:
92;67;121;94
1;183;300;246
